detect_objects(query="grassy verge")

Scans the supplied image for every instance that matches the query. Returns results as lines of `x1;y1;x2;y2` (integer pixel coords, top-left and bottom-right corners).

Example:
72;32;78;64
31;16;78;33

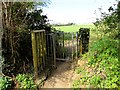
72;23;119;88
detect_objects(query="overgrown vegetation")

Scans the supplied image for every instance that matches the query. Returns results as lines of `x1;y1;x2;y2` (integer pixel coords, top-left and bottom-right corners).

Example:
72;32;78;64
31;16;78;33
0;74;37;89
1;1;51;89
88;37;119;88
72;1;120;88
2;2;51;77
73;36;119;88
16;74;37;89
1;0;119;89
88;1;120;88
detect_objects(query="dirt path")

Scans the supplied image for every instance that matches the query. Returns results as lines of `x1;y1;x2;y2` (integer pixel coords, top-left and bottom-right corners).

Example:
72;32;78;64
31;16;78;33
42;61;76;88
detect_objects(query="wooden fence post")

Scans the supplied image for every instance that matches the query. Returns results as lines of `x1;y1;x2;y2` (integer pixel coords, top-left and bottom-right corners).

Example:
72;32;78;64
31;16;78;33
80;39;82;55
31;31;38;80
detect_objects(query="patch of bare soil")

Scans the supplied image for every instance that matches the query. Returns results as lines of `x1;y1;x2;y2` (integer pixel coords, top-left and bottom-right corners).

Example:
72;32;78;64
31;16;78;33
42;61;76;88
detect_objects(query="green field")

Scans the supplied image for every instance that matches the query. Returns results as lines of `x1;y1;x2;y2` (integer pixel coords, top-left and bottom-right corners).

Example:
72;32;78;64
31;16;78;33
53;24;95;32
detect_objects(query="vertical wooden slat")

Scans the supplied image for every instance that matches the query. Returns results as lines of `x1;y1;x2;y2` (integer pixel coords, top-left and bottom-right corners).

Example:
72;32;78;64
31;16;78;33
42;31;45;67
72;32;74;60
80;39;82;55
47;34;49;58
38;32;43;71
59;34;61;58
52;34;56;68
38;32;42;70
76;32;78;59
41;32;44;69
62;32;64;58
37;32;40;70
50;34;53;65
31;32;38;79
44;32;47;65
58;34;60;58
39;32;41;68
39;32;43;70
44;31;46;68
36;33;40;69
68;33;70;58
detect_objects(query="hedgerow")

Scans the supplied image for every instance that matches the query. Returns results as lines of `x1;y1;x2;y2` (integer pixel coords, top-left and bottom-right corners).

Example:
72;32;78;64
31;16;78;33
88;37;119;88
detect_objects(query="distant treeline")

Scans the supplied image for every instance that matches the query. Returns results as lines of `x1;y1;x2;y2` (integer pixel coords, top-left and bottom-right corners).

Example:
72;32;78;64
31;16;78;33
53;23;75;26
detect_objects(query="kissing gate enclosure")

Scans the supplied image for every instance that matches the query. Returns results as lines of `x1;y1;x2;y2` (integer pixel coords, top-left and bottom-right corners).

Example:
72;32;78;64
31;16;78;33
31;28;89;78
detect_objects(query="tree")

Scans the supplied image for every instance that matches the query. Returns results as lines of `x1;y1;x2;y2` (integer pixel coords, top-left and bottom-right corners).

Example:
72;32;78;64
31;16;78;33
1;1;50;77
0;2;3;77
26;9;49;30
94;1;119;38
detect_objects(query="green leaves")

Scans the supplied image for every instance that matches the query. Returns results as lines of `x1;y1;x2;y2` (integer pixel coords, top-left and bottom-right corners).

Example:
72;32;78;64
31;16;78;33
94;1;119;38
72;80;80;89
16;74;37;89
83;1;120;88
75;67;85;74
0;76;12;89
88;37;119;88
89;75;101;86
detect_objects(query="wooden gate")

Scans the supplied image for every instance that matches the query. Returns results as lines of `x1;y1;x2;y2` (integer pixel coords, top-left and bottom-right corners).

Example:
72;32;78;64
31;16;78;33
31;28;90;78
31;30;47;79
54;30;81;61
31;30;56;79
46;32;56;67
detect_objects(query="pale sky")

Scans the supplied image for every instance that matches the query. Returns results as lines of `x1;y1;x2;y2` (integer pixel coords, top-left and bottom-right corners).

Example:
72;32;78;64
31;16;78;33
42;0;117;24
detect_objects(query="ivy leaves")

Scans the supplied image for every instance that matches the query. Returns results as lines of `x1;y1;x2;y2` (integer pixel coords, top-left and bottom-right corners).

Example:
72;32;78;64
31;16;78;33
88;37;119;88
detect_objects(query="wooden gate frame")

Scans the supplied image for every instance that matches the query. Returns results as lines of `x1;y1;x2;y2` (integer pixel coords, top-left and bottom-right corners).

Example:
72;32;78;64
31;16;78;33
54;31;81;61
46;33;56;68
31;30;47;79
31;30;56;79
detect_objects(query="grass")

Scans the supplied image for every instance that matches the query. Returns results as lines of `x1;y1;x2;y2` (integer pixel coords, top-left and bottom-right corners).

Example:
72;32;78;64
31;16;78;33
53;24;95;32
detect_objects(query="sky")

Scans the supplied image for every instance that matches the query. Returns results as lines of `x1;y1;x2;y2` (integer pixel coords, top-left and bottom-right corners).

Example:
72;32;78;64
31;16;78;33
42;0;118;24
